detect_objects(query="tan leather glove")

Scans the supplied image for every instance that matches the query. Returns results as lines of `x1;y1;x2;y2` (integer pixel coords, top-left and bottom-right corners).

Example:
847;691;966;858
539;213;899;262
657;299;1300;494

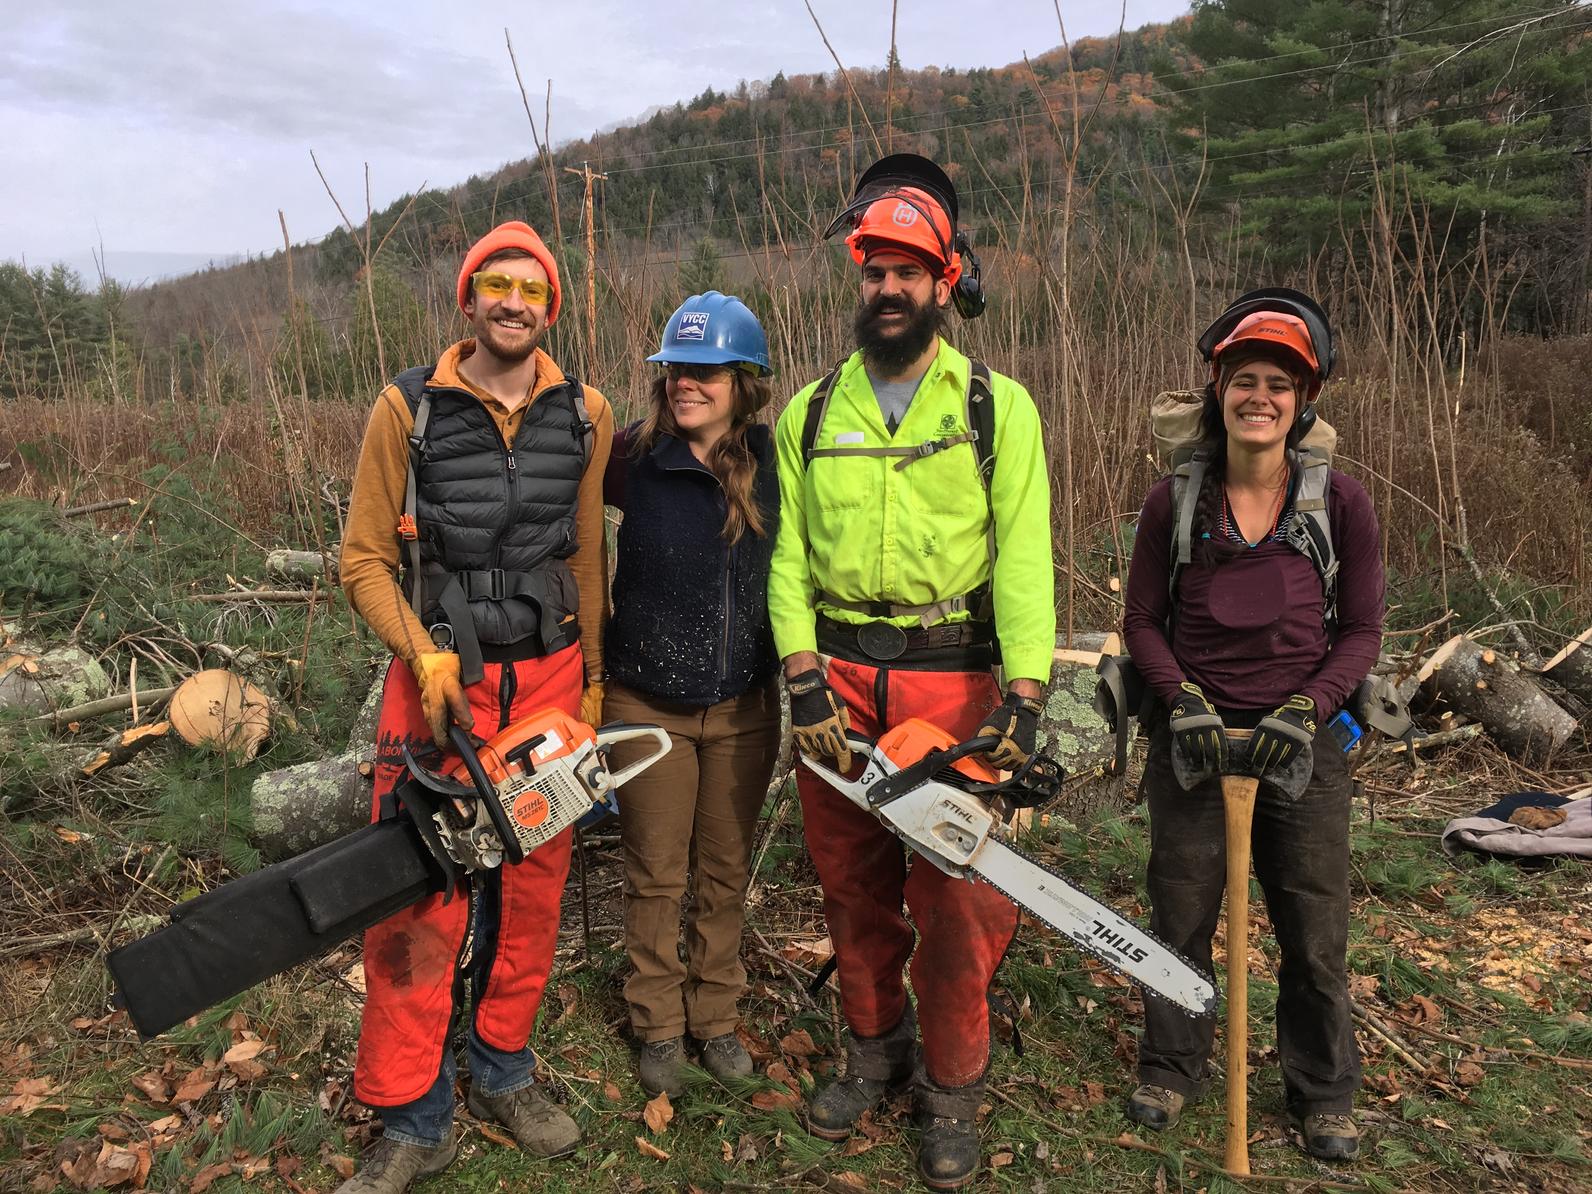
787;668;853;772
412;652;473;748
580;681;605;729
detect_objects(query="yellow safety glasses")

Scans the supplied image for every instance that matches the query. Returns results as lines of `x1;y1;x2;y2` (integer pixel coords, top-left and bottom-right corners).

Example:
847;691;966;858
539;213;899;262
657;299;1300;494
471;271;554;305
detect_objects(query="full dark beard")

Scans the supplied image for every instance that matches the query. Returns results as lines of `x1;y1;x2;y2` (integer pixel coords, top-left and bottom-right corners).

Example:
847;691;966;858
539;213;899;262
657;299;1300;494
853;293;941;374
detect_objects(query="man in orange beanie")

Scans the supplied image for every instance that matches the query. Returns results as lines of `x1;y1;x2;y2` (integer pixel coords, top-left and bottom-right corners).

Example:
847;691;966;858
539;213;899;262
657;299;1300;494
336;220;613;1191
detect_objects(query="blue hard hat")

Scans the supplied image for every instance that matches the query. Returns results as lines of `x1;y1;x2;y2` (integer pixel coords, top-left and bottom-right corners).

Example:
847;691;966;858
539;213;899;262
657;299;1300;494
648;290;773;377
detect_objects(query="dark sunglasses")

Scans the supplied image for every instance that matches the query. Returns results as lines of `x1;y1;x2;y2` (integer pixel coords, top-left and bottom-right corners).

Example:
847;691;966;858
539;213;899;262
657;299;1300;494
664;362;743;383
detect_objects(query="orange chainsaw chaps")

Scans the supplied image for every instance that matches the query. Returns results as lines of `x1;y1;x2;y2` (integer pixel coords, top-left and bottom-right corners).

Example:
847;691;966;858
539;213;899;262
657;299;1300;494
874;717;998;784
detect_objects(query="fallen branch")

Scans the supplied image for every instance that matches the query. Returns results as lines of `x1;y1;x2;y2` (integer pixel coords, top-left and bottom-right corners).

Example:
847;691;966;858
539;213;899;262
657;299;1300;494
1349;999;1438;1077
31;686;178;725
80;721;171;777
187;589;335;604
0;914;163;958
1360;723;1483;763
62;497;138;518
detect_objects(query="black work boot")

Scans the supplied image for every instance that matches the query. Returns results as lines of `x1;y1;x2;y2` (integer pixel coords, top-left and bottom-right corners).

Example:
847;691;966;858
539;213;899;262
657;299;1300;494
807;1003;917;1141
915;1070;984;1191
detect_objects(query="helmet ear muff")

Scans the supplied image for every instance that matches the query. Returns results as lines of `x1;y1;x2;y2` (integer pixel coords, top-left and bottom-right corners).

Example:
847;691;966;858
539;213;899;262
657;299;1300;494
1288;401;1318;448
951;234;986;320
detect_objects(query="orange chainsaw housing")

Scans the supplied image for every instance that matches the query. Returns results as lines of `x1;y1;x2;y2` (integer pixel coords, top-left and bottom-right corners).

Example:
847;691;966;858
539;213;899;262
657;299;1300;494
875;718;999;784
444;708;596;836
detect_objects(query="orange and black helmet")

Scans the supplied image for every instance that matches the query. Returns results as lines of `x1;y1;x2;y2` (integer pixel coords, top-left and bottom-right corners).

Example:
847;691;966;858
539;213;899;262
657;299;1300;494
1198;286;1336;402
845;186;962;284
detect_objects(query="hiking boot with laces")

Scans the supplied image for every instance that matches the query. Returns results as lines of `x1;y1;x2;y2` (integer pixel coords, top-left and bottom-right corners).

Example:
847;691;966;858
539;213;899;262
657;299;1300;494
466;1083;580;1158
699;1032;753;1081
807;1003;917;1142
1125;1083;1185;1130
333;1135;457;1194
637;1037;687;1097
916;1072;984;1191
1294;1111;1360;1161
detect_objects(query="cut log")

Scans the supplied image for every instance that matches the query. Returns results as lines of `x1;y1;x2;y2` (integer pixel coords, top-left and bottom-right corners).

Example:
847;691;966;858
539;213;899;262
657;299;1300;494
1052;630;1122;669
188;589;333;604
266;548;338;586
1540;626;1592;707
0;645;112;714
80;721;172;776
1039;633;1122;777
248;746;377;861
1416;635;1576;764
347;670;387;750
168;669;273;760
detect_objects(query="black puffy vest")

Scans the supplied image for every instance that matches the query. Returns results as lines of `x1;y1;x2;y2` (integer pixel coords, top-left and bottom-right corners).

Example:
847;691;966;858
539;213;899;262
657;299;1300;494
604;425;779;706
394;366;589;681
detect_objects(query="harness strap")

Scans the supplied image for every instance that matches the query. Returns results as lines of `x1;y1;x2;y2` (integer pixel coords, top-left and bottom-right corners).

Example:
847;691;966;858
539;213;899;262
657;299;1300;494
404;393;434;619
817;587;988;629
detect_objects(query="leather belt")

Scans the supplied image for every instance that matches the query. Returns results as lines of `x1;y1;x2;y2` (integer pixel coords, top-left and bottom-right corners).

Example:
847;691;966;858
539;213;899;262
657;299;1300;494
816;615;993;668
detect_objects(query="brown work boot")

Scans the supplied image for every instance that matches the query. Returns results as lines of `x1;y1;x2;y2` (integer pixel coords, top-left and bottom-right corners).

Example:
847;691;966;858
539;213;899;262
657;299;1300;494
1293;1111;1360;1161
467;1083;581;1158
638;1037;687;1097
699;1032;754;1082
807;1003;917;1141
333;1135;457;1193
1125;1083;1185;1130
916;1072;984;1191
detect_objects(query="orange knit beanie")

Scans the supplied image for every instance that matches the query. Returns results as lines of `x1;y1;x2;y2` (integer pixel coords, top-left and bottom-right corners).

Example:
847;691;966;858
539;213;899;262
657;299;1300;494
456;221;561;325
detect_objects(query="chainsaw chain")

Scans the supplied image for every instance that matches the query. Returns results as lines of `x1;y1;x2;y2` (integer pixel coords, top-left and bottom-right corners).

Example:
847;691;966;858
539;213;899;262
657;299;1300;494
976;835;1217;1021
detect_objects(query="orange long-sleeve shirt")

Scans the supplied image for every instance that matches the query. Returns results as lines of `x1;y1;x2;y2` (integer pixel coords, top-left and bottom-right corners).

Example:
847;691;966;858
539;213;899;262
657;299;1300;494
339;340;613;680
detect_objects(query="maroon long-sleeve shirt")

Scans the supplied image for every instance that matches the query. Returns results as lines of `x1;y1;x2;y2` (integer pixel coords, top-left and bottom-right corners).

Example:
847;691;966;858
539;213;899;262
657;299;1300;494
1122;468;1385;715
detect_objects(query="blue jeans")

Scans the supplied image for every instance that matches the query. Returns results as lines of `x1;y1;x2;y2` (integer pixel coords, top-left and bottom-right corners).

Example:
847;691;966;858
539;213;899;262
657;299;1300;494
379;875;541;1148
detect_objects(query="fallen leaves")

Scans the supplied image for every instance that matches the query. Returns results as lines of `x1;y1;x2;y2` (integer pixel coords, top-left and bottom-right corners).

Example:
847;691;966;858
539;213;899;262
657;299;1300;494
643;1091;674;1135
635;1135;670;1160
1;1076;64;1117
779;1028;819;1057
60;1141;152;1190
1455;1059;1486;1087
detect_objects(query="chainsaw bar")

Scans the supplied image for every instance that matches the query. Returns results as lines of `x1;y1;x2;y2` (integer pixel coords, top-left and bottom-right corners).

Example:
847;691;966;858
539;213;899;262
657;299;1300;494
969;834;1217;1018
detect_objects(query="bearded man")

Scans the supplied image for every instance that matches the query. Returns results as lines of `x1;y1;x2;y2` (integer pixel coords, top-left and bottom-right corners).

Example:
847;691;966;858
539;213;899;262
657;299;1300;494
767;156;1055;1190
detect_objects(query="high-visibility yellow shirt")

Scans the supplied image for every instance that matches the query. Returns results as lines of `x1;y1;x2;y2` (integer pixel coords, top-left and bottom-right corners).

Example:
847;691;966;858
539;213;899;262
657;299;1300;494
768;339;1056;682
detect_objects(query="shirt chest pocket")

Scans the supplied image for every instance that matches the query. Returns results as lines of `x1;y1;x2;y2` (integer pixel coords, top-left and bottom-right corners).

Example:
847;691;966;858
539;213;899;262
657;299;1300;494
809;454;879;513
904;439;982;517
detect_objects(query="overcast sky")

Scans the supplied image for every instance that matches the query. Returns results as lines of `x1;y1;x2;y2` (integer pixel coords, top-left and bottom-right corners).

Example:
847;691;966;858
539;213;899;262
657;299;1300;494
2;0;1190;286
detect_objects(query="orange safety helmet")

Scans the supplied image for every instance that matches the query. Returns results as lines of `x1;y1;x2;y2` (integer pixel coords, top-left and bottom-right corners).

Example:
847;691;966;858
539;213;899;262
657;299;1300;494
845;186;963;286
1209;311;1324;401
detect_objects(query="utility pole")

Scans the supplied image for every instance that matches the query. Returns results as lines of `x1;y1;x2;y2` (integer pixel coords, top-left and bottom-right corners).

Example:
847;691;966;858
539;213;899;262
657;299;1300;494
562;161;607;373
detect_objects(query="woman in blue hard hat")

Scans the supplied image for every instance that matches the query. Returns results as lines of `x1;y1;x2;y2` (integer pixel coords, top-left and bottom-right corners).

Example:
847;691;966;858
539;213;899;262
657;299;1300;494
600;291;782;1096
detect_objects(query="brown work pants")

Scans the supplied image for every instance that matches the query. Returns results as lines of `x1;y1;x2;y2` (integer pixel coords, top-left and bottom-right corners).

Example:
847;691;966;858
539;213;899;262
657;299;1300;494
603;679;781;1043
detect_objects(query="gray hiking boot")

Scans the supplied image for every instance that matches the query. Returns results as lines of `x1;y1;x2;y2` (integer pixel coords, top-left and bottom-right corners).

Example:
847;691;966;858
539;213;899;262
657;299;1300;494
1125;1083;1185;1130
467;1083;580;1158
807;1003;918;1141
1294;1112;1360;1161
916;1072;984;1191
333;1135;457;1193
699;1032;753;1081
638;1036;687;1097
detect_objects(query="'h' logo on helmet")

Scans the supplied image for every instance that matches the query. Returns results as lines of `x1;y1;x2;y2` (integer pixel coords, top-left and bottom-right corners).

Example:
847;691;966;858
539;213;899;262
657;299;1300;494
892;202;919;227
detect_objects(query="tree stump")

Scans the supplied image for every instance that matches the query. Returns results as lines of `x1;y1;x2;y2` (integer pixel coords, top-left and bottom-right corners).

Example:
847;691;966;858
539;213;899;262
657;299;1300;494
1039;631;1126;821
1416;635;1576;764
1540;626;1592;708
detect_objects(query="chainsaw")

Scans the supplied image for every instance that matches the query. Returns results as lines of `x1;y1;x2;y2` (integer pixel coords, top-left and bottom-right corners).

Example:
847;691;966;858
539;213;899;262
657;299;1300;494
802;719;1218;1018
107;709;669;1039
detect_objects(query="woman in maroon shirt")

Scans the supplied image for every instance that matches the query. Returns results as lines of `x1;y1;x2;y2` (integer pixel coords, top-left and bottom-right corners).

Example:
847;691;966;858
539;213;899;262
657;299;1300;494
1120;290;1384;1163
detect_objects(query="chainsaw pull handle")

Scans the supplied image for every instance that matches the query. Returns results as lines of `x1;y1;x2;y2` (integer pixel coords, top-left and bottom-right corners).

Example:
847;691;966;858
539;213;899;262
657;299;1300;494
593;722;673;791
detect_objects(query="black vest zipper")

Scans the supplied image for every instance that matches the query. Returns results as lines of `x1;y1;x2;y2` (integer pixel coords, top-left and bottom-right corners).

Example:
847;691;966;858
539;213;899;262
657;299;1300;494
718;540;735;683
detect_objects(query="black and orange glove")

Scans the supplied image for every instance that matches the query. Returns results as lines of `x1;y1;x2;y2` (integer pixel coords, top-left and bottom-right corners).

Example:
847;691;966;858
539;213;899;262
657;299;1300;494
787;668;853;772
1168;681;1226;779
974;690;1045;770
412;652;474;748
1248;694;1317;776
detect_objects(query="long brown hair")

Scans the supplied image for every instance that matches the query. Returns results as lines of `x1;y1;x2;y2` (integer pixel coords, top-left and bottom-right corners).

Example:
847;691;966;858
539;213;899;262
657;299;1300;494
631;370;774;544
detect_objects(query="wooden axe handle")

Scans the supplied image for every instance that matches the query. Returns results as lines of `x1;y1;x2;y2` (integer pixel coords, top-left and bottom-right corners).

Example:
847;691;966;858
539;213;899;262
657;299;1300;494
1221;727;1259;1176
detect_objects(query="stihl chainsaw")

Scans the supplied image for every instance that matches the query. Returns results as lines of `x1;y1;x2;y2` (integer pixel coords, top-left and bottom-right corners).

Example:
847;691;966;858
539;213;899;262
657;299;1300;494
803;719;1217;1017
107;709;669;1039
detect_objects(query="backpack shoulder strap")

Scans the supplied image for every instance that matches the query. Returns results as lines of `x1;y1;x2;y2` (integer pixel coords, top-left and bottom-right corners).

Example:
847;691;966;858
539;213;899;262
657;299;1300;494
799;362;847;466
392;368;436;619
966;360;996;496
562;374;595;468
1167;447;1212;605
1283;450;1338;632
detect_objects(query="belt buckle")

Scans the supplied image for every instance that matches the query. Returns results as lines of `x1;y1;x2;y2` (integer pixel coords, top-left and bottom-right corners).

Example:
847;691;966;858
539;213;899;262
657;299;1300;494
857;621;908;661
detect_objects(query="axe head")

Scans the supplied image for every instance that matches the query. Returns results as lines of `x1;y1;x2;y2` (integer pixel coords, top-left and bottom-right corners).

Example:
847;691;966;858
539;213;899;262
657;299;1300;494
1240;738;1314;800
